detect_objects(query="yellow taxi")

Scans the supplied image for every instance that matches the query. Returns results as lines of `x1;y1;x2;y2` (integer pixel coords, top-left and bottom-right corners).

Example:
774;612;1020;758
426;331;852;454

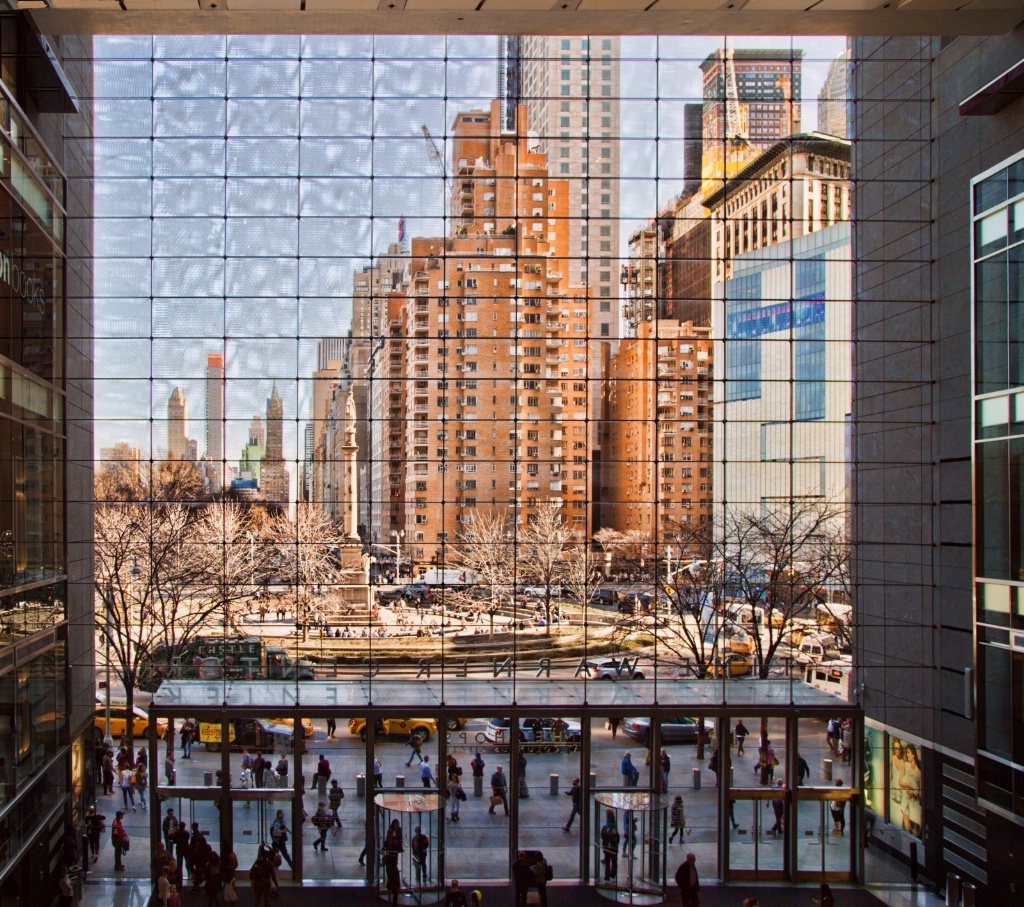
93;706;168;742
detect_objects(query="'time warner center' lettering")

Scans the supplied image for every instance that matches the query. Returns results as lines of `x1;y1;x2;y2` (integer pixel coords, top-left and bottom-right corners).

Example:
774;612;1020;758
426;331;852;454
0;250;47;312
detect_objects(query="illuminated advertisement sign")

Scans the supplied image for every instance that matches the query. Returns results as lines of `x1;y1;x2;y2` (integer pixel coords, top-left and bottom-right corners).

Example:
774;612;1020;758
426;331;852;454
889;736;923;838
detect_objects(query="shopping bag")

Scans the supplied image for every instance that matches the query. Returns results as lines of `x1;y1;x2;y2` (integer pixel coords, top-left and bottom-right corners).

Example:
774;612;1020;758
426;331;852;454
489;795;503;806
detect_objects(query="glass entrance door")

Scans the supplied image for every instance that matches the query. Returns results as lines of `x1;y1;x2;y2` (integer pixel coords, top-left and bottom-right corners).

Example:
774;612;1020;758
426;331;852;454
794;787;856;881
725;790;786;881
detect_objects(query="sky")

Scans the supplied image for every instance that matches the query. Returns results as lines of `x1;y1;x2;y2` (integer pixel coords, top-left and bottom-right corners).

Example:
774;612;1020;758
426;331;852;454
91;33;847;496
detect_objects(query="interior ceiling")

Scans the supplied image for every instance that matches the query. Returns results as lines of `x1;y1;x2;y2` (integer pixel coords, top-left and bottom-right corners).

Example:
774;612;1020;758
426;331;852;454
23;1;1024;38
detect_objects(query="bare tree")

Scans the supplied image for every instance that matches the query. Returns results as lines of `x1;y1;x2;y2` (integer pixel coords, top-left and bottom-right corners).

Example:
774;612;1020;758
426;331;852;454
812;510;853;651
454;510;515;638
722;499;843;681
593;528;650;580
520;500;570;634
562;543;601;621
274;503;347;641
94;499;219;750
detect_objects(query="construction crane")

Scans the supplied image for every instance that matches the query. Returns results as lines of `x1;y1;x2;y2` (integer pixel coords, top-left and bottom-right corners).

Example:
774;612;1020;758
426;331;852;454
723;41;749;145
421;124;446;180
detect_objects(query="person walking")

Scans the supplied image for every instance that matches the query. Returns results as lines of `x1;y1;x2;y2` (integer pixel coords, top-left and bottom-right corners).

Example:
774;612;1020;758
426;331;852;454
829;779;847;835
311;802;331;852
373;757;384;789
600;810;619;881
57;865;74;907
275;755;289;789
411;825;430;887
488;766;509;815
669;795;686;842
270;810;294;869
86;805;106;864
448;773;463;822
120;764;137;811
164;751;176;787
470;751;485;788
102;751;115;795
609;717;621;739
172;821;190;882
328;779;344;833
420;755;435;788
734;720;749;756
162;807;177;851
249;851;273;907
180;721;194;759
563;776;581;831
621;751;639;787
708;749;720;786
326;717;337;739
405;733;424;766
770;780;786;834
675;853;700;907
622;812;638;858
660;749;671;793
135;762;148;810
111;811;128;871
797;753;811;786
205;853;224;907
252;752;266;789
841;720;853;765
383;819;403;907
443;880;468;907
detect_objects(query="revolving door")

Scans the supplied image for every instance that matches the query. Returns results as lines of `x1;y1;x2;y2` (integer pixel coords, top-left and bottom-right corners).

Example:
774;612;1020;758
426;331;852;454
375;791;446;905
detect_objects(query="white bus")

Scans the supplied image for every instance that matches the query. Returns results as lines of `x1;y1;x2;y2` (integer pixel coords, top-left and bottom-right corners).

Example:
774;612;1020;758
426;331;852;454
802;661;853;701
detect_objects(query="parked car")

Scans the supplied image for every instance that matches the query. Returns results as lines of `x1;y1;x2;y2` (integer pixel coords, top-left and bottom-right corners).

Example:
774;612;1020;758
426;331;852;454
93;706;167;743
484;717;582;748
621;716;700;745
586;658;646;680
589;589;620;608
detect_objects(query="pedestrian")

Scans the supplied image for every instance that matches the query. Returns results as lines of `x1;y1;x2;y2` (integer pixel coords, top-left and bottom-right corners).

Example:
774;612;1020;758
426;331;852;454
708;748;720;785
156;866;170;907
622;812;638;857
312;802;331;852
223;872;238;907
120;764;137;811
111;811;128;871
168;885;181;907
240;764;253;807
443;879;468;907
135;762;148;810
446;753;463;781
841;720;853;764
275;755;289;788
102;750;115;795
172;821;189;882
411;825;430;887
383;819;403;907
85;805;106;864
600;810;619;881
270;809;294;868
316;754;331;797
56;863;74;907
829;779;847;835
826;718;840;754
488;765;509;815
249;852;272;907
406;732;424;766
241;749;253;773
518;751;528;797
164;751;176;787
563;776;581;831
470;751;485;794
797;753;811;786
180;720;194;759
328;779;344;833
729;798;739;830
373;757;384;788
420;755;435;788
660;748;671;792
734;720;749;756
770;780;785;834
248;753;262;790
675;853;699;907
609;717;621;739
669;795;686;842
512;849;548;907
448;772;463;822
621;751;639;787
815;883;836;907
205;853;224;907
163;807;177;851
326;717;337;739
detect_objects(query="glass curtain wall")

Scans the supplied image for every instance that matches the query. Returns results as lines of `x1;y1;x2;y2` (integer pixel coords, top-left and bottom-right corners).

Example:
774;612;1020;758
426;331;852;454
75;33;856;882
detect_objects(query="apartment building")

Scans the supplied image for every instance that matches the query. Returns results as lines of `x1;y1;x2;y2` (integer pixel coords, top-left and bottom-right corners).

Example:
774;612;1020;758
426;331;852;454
602;320;714;543
400;101;591;569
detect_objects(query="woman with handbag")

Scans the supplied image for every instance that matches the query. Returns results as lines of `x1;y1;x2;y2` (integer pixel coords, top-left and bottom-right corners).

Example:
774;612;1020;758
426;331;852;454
135;762;148;811
448;772;464;823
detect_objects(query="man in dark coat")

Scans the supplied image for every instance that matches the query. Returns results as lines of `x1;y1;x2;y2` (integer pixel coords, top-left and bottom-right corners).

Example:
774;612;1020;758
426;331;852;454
675;853;700;907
